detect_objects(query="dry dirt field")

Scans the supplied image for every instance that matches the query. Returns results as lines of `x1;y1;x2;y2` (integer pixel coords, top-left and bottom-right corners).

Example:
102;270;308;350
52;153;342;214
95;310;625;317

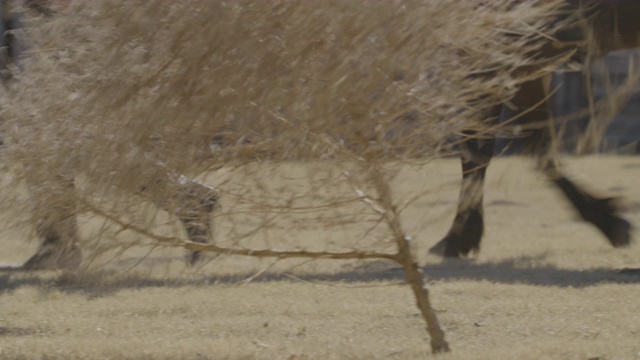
1;156;639;359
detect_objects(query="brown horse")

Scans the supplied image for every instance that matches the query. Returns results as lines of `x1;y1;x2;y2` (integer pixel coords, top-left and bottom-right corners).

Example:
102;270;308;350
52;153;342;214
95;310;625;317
430;0;640;257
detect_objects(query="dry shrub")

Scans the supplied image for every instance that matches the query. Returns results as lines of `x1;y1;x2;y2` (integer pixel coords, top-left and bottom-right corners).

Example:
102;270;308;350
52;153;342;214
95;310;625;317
0;0;565;247
0;2;573;264
0;0;572;353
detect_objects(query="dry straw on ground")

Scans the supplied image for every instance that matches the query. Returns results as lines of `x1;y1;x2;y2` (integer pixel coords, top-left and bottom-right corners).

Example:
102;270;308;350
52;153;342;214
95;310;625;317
0;0;570;353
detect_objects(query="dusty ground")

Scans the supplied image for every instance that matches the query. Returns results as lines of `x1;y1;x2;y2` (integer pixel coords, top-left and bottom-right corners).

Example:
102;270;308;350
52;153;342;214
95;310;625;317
1;156;639;359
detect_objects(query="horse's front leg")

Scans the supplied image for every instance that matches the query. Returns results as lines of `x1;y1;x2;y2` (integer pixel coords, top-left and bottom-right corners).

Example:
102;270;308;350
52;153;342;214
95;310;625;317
140;170;219;266
173;175;219;265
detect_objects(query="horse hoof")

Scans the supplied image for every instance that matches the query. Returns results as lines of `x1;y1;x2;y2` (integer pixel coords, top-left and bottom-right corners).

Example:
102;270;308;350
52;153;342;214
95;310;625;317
428;239;448;256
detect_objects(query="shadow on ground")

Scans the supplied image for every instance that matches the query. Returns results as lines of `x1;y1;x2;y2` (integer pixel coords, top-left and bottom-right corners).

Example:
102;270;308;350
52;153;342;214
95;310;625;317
0;326;50;337
1;254;639;298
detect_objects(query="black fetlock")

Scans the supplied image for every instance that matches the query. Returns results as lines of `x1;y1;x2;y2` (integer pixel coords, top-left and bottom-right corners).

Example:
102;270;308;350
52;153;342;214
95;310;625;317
182;221;210;266
429;209;484;258
22;236;82;271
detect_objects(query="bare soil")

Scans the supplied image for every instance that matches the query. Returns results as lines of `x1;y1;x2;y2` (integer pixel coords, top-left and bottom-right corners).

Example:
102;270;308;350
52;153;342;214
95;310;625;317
1;156;639;359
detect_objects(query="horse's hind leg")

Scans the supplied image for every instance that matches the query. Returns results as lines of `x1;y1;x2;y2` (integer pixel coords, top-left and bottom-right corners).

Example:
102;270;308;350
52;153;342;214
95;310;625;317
22;175;82;271
22;217;82;271
517;76;632;248
544;163;631;247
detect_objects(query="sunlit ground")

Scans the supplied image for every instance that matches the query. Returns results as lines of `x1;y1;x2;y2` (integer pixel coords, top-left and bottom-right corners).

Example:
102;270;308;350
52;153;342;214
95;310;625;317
1;156;639;359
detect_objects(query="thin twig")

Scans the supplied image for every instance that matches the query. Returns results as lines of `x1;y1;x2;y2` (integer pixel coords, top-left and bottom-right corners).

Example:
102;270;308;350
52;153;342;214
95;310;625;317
84;201;399;262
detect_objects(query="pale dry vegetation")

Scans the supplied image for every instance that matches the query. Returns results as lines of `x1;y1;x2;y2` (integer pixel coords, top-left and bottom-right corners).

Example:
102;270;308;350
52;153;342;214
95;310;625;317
0;0;566;246
1;0;639;358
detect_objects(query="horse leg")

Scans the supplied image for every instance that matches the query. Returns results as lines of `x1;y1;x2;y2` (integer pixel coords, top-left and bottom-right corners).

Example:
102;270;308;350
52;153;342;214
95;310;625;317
22;175;82;271
22;216;82;271
516;76;631;248
429;118;498;258
173;175;219;265
544;163;631;247
140;172;218;266
20;170;218;270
